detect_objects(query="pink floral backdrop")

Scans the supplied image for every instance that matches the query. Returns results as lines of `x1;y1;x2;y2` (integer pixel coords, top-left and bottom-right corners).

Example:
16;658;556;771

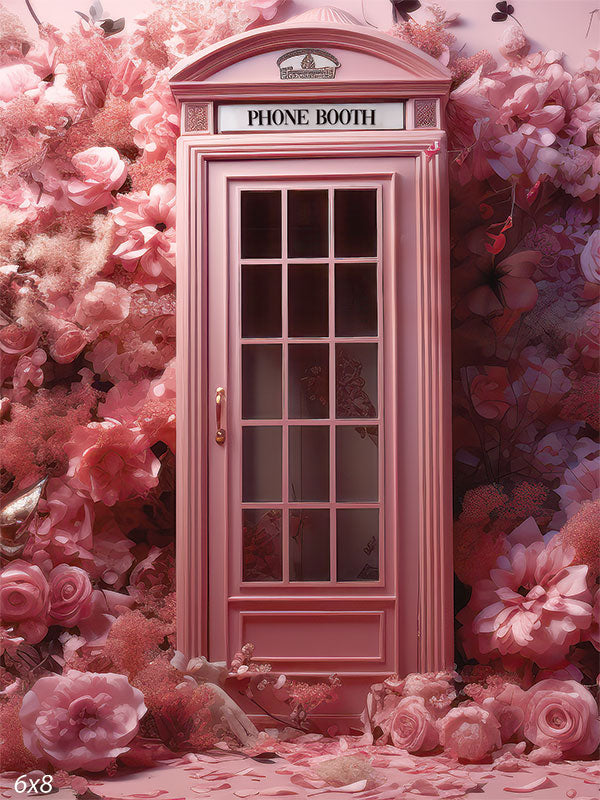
0;0;598;789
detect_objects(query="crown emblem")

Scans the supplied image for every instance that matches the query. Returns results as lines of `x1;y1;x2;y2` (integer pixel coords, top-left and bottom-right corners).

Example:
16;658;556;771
277;49;340;80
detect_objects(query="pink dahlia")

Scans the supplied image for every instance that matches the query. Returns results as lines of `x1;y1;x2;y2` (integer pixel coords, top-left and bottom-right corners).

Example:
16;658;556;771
459;519;593;666
65;420;160;506
20;670;146;771
438;705;501;762
111;183;176;284
0;560;49;644
67;147;127;211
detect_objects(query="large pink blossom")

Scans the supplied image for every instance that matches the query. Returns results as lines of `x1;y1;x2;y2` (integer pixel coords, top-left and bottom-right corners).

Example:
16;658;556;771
438;705;501;762
520;679;600;757
19;670;146;771
111;183;176;284
0;63;39;103
459;519;593;666
67;147;127;211
0;560;49;644
72;281;131;334
385;696;439;753
65;420;160;506
130;73;179;163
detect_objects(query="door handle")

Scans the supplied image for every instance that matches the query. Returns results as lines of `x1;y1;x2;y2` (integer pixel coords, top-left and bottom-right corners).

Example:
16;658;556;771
215;387;226;445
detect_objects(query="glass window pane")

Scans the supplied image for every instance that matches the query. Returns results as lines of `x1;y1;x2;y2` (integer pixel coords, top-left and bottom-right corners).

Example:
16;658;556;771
241;191;281;259
242;344;282;419
243;509;282;582
242;265;281;338
242;426;282;501
289;343;329;419
288;190;328;258
335;263;377;336
289;426;329;502
336;425;378;502
334;189;377;258
336;509;379;581
290;509;330;581
288;264;328;337
336;343;378;419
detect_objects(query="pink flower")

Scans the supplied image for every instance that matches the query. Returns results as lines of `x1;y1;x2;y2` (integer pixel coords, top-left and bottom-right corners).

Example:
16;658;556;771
130;73;179;164
47;321;88;364
438;705;502;762
32;478;94;566
48;566;94;628
520;679;600;757
0;63;39;103
242;0;287;23
459;519;593;666
111;183;176;284
0;324;39;356
469;366;512;420
498;25;529;60
580;229;600;284
0;560;49;644
387;696;439;753
589;587;599;650
67;147;127;211
65;420;160;506
19;670;146;771
72;281;131;334
553;454;600;528
402;671;457;718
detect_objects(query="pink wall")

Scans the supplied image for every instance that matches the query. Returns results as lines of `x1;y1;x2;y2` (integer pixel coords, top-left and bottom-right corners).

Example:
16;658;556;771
8;0;599;72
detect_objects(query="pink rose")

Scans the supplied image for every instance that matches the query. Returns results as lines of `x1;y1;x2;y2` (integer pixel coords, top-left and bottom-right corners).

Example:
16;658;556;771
65;420;160;506
387;696;439;753
73;281;131;333
0;63;39;103
521;679;600;757
438;705;502;762
20;670;146;771
470;367;512;420
48;565;94;628
48;321;87;364
0;560;49;644
67;147;127;211
580;229;600;284
0;324;39;356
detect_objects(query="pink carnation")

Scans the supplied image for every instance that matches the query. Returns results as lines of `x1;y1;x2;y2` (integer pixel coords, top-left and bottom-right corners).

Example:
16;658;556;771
72;281;131;334
521;679;600;757
48;565;94;628
65;420;160;506
0;560;49;644
111;183;176;284
19;670;146;771
67;147;127;211
438;705;502;762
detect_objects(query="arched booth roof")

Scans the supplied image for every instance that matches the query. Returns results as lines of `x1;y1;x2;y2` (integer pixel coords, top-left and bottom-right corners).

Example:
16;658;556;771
169;11;452;103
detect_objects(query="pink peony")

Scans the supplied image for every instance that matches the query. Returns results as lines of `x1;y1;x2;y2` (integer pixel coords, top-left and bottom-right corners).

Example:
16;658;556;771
498;25;530;60
111;183;176;284
67;147;127;211
459;519;593;666
438;705;502;762
387;696;439;753
65;420;160;506
520;679;600;757
242;0;287;23
0;63;39;103
0;560;49;644
48;565;94;628
73;281;131;334
19;670;146;771
580;228;600;284
402;671;457;718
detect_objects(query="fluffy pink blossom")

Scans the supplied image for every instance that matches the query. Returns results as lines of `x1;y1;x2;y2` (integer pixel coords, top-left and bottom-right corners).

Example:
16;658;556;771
438;705;502;761
72;281;131;334
498;25;529;60
65;420;160;506
130;73;179;163
459;519;593;666
48;565;94;628
580;229;600;284
0;560;49;644
0;63;39;103
67;147;127;211
19;670;146;771
401;671;457;718
520;679;600;757
385;696;439;752
111;183;176;284
242;0;287;23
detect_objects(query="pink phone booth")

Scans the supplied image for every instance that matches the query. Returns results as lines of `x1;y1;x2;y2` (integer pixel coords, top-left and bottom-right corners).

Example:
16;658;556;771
170;6;453;726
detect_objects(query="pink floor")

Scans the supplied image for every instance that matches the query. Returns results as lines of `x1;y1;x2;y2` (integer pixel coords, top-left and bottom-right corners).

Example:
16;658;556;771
1;738;598;800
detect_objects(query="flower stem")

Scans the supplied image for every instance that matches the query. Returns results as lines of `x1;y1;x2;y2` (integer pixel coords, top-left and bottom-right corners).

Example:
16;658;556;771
24;0;41;25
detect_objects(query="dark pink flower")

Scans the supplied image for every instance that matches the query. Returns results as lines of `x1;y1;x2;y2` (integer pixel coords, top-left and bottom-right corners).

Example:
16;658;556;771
48;565;94;628
19;670;146;771
469;366;512;419
0;560;49;644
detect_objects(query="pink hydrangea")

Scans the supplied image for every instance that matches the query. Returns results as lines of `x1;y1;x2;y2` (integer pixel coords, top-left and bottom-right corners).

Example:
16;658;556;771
72;281;131;334
111;183;176;284
438;705;502;762
459;519;593;666
19;670;146;771
47;565;94;628
65;420;160;506
0;560;49;644
520;679;600;757
67;147;127;211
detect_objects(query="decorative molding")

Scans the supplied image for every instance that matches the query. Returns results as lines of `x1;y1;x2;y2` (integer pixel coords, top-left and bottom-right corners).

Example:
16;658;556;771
414;98;438;128
183;102;211;134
